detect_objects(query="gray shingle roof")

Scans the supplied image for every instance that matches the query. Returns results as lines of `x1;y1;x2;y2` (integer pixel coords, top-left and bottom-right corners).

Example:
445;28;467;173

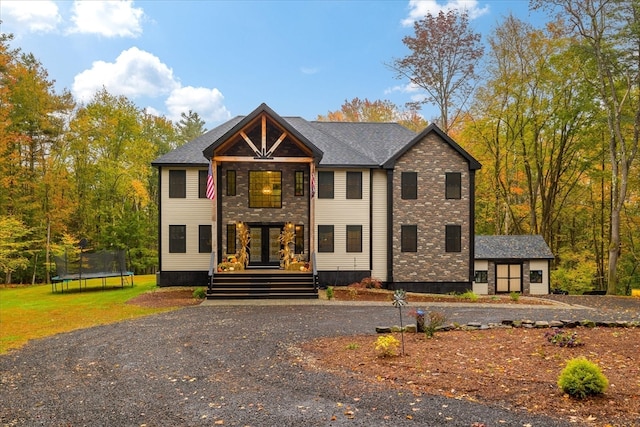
308;121;417;166
475;235;554;260
151;103;478;169
151;116;244;166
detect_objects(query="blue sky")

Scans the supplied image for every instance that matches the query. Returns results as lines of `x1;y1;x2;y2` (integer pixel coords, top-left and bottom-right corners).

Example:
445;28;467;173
1;0;545;129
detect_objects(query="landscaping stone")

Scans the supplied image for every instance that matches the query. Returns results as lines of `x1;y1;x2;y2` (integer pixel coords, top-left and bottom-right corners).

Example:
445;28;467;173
374;316;640;335
404;324;417;333
560;320;579;328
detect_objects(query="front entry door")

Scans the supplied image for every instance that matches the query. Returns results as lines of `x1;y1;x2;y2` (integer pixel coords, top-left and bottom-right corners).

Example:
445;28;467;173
496;263;522;293
249;225;282;267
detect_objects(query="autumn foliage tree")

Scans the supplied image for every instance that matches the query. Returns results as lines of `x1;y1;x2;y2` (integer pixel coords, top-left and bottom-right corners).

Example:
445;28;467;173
532;0;640;294
390;10;483;133
317;97;427;132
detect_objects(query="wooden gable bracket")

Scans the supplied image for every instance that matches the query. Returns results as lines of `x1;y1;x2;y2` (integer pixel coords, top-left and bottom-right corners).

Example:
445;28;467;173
238;114;289;159
240;131;261;157
266;131;287;158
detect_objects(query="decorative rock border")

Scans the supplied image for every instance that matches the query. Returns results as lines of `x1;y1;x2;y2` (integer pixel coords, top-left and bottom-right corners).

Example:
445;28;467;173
376;319;640;334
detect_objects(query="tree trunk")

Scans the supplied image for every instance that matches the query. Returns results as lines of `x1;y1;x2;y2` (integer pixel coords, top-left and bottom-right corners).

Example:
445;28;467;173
607;207;621;294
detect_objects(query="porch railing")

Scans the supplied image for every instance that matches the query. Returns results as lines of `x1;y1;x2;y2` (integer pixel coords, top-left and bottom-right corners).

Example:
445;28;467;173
311;251;318;291
208;251;216;292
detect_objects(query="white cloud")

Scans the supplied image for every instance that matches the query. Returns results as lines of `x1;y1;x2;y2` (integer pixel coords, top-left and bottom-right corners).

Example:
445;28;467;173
300;66;319;75
72;47;230;125
68;0;143;37
165;86;231;124
1;0;61;33
402;0;489;26
72;47;180;103
385;82;422;95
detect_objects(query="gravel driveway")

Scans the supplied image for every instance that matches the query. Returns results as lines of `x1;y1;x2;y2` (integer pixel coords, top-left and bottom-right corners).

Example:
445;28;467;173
1;297;638;426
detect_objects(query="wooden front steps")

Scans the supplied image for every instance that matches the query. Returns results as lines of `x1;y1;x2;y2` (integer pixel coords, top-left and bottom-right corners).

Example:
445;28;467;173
206;270;318;299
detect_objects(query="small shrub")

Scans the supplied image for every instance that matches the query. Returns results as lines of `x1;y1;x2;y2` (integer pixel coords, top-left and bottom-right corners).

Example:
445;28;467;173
360;277;382;289
458;290;478;302
193;287;206;299
424;311;447;338
325;286;334;300
374;335;400;357
509;291;520;301
545;328;583;347
558;357;609;398
345;342;359;350
348;277;382;289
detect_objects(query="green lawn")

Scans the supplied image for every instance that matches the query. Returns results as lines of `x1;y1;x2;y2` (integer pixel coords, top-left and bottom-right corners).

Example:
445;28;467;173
0;275;179;354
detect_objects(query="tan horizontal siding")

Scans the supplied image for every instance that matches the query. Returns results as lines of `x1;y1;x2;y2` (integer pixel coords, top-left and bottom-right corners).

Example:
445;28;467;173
529;259;549;295
161;168;213;271
315;169;370;271
371;170;388;281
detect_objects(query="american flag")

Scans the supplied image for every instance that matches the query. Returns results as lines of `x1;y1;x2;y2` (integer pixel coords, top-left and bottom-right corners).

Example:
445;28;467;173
206;162;215;200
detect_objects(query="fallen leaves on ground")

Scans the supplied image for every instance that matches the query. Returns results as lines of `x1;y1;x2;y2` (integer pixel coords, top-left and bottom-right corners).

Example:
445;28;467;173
302;327;640;426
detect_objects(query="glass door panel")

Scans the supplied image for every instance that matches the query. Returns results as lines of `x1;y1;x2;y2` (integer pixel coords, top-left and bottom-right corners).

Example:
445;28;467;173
248;224;283;267
249;227;262;264
269;227;281;263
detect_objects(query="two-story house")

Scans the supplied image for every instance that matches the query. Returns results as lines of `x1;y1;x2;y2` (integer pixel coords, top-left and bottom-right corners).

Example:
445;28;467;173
151;103;482;297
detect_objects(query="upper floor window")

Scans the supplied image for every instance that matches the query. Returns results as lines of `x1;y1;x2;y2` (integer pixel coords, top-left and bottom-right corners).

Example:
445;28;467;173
401;225;417;252
227;170;236;196
198;170;208;198
295;171;304;196
346;171;362;199
169;170;186;198
318;171;334;199
445;224;462;252
249;170;281;208
401;172;417;199
445;172;461;199
169;225;186;253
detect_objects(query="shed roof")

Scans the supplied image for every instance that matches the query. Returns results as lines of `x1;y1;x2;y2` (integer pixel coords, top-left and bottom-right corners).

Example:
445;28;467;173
475;235;554;260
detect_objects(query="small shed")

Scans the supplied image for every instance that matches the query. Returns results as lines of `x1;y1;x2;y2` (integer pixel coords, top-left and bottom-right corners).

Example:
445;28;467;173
473;235;554;295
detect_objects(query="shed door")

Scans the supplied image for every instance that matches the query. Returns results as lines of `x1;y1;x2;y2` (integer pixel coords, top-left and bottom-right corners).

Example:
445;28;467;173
496;263;522;293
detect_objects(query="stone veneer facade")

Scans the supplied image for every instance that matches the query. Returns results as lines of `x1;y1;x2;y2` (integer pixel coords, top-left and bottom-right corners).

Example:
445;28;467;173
391;133;472;289
218;161;310;257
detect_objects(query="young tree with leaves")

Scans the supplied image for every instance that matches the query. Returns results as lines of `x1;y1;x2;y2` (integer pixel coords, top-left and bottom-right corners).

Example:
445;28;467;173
390;10;483;133
176;110;207;145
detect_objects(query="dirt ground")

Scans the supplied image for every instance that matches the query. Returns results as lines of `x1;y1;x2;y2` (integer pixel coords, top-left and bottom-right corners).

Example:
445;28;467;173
128;287;640;426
